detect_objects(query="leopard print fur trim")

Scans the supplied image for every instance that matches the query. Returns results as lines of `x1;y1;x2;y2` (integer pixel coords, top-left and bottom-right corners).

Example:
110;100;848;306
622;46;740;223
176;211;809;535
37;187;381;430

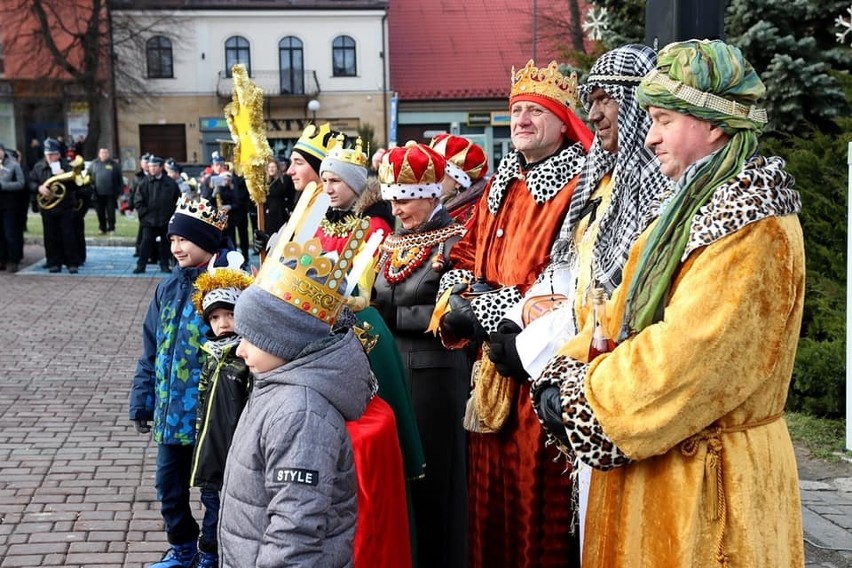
438;268;474;297
470;286;523;335
487;144;586;214
684;155;801;259
536;354;632;470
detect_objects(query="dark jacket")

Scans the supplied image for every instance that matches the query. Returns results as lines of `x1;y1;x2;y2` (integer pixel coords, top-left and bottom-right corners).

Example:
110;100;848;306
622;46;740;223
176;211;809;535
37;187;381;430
190;336;251;490
0;156;25;193
218;331;372;567
90;158;123;197
265;175;297;234
133;173;180;227
29;158;73;214
129;265;211;445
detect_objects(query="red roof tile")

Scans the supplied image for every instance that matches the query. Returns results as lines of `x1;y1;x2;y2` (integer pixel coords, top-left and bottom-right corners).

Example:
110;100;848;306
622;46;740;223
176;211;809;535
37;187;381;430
389;0;591;100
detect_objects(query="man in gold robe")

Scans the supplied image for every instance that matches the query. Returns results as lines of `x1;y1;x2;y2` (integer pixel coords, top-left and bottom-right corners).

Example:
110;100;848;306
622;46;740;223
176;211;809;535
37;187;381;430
533;39;805;567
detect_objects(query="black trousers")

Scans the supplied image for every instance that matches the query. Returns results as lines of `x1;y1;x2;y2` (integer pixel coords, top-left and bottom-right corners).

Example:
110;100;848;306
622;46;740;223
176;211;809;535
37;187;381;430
137;225;170;270
0;191;27;263
95;194;117;232
42;208;81;268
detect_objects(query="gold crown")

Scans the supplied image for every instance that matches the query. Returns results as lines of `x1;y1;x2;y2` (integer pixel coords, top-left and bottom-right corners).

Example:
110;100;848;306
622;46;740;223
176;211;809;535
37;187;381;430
253;217;372;324
327;134;367;168
293;122;339;161
510;59;580;109
174;196;228;231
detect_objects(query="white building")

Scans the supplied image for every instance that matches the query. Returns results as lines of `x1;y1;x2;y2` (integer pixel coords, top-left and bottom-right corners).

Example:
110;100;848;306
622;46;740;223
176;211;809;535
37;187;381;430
111;0;389;172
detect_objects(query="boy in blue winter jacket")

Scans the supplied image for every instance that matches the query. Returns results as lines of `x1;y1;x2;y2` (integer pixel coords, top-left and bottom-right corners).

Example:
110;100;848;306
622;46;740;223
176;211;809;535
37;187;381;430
129;196;228;568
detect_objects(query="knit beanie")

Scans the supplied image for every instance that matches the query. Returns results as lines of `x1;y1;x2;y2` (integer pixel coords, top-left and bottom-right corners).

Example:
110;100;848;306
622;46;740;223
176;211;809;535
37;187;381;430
320;155;368;197
234;284;331;361
167;197;226;254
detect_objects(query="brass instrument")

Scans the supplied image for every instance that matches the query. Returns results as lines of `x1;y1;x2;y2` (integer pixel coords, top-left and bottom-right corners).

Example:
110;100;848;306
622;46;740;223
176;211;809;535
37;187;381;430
37;155;91;211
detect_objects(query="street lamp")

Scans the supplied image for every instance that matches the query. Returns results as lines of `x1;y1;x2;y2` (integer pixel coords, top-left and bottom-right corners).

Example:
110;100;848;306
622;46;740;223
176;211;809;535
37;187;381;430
307;99;320;122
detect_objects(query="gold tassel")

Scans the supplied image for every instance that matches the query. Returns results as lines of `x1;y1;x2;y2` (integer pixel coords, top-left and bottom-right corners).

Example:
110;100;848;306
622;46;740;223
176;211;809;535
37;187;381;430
427;286;454;336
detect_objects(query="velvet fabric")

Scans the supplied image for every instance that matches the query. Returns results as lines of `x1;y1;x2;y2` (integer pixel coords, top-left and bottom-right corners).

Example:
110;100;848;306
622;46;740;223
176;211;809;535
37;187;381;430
450;169;581;567
560;213;805;567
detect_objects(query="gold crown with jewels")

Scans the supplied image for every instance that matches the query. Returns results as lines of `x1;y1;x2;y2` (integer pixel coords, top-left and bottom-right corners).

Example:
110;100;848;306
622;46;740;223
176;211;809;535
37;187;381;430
510;59;580;109
253;217;372;324
174;196;228;231
327;134;367;168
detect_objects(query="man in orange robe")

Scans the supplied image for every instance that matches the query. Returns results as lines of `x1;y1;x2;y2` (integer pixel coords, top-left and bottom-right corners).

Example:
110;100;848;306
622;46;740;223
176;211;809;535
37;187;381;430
435;60;592;567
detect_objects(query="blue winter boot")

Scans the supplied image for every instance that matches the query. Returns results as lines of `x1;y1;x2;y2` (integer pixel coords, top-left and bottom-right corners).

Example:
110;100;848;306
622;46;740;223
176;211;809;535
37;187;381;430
189;550;218;568
148;541;198;568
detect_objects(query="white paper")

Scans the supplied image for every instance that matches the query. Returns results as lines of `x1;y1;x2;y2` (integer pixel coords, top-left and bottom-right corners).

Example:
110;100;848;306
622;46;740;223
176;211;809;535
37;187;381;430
516;304;577;379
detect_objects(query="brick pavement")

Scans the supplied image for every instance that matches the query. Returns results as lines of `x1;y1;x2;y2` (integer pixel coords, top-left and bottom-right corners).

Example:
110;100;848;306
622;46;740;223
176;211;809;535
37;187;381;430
1;244;851;567
0;246;190;567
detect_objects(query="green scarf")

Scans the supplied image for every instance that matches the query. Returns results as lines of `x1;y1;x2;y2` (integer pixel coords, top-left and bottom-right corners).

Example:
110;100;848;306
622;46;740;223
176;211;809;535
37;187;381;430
621;40;767;339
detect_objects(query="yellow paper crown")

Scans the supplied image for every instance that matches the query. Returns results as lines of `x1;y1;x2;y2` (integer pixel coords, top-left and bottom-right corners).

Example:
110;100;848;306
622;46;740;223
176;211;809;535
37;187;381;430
253;217;372;325
327;134;367;168
510;60;580;109
174;196;228;232
293;122;339;161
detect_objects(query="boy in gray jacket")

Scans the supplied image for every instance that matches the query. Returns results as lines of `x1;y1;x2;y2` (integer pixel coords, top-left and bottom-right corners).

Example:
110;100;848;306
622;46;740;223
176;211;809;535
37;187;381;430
219;273;373;567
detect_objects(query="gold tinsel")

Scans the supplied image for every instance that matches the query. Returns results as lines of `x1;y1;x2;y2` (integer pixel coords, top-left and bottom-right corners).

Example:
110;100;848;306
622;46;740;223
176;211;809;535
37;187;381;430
225;64;273;206
192;268;254;317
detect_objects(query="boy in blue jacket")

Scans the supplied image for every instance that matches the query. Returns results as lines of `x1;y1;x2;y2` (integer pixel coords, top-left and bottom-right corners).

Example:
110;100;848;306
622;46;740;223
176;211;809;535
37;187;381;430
129;197;228;568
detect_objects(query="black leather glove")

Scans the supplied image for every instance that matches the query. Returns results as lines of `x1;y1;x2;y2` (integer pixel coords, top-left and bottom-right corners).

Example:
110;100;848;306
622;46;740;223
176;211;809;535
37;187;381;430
487;320;528;380
133;419;151;434
439;283;487;348
534;386;570;448
253;229;270;254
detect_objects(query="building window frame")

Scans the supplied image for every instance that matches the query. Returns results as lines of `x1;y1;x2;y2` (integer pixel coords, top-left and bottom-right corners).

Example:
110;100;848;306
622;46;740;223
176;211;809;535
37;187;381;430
146;35;173;79
279;36;304;95
225;36;251;77
332;35;357;77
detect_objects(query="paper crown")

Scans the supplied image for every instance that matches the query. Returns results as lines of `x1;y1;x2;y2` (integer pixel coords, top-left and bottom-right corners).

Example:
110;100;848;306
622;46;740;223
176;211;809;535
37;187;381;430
293;122;340;161
429;134;488;188
327;134;367;168
253;217;373;325
378;141;446;201
192;251;254;318
174;196;228;232
510;60;580;110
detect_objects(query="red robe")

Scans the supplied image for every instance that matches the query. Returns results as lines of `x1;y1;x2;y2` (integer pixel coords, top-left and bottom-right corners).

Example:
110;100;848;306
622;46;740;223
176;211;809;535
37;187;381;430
451;166;580;568
318;214;412;567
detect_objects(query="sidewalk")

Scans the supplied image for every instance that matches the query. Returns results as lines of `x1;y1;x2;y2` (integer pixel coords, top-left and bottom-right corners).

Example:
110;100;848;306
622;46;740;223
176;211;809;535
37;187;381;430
0;244;850;567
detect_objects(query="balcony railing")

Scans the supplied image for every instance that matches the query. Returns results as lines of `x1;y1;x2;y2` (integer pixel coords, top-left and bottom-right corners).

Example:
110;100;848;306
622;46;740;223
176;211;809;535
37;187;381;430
216;69;320;98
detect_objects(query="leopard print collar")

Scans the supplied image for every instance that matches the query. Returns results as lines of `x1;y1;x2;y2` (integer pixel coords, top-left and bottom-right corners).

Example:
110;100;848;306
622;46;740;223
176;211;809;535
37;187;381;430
487;143;586;214
683;155;801;259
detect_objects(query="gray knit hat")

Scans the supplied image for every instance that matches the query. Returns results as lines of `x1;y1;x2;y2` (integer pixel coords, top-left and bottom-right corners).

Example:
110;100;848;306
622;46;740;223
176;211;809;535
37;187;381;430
320;156;368;197
319;138;368;197
234;284;331;362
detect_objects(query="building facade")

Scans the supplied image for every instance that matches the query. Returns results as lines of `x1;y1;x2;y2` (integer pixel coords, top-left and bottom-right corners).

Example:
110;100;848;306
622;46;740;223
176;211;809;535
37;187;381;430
112;0;389;173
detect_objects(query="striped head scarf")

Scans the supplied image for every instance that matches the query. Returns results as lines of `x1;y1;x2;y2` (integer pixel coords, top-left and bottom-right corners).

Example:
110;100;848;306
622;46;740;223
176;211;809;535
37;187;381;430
621;39;768;338
549;44;669;294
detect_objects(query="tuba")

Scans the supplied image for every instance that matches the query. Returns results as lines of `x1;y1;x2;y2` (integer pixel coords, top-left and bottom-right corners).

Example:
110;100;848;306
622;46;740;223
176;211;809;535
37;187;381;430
37;155;91;211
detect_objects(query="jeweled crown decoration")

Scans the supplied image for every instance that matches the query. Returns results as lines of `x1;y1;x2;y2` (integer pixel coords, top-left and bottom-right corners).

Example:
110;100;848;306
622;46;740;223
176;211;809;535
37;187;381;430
293;122;339;161
174;196;228;231
328;134;367;168
510;59;580;109
253;217;372;324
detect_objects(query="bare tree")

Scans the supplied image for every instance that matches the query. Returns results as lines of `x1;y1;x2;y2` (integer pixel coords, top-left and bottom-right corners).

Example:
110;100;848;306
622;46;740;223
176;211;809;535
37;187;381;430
2;0;179;156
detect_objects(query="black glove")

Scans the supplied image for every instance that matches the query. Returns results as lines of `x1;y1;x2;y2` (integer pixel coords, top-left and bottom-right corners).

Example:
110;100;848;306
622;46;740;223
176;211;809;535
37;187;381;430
534;386;570;448
487;320;528;380
133;419;151;434
439;283;487;348
253;230;270;254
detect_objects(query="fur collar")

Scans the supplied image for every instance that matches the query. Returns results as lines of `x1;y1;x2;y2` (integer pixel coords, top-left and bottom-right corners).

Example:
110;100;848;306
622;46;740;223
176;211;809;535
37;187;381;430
487;143;585;214
684;156;801;259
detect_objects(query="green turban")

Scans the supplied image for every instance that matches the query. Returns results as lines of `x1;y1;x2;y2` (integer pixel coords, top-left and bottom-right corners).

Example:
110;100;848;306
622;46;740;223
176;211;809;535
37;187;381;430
621;40;769;339
636;39;768;135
